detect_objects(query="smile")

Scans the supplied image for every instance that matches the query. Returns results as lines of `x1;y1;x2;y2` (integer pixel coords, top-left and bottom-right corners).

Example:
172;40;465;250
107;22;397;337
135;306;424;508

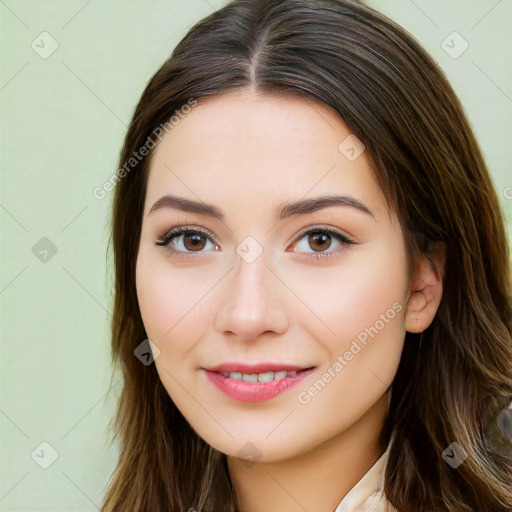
220;370;298;382
203;364;316;402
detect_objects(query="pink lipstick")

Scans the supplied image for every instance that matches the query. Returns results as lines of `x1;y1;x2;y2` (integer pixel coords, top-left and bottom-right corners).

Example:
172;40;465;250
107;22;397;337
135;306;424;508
203;362;315;402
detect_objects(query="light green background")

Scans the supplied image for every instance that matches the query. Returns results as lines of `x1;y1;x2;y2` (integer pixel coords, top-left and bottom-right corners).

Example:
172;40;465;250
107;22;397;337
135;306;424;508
1;1;511;510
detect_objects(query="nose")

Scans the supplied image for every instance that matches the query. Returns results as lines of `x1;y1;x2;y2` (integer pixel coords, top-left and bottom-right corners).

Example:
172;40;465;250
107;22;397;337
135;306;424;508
213;252;289;341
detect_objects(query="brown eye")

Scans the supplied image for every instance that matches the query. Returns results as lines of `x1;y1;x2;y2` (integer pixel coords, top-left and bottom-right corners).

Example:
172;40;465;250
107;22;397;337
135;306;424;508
155;227;219;257
307;231;334;252
182;233;207;251
291;227;355;259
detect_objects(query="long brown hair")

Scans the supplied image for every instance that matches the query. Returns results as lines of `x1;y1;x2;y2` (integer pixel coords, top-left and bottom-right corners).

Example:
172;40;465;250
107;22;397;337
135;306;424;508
101;0;512;510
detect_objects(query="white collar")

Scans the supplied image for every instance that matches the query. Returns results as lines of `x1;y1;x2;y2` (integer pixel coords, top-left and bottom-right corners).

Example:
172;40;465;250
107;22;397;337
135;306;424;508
333;435;395;512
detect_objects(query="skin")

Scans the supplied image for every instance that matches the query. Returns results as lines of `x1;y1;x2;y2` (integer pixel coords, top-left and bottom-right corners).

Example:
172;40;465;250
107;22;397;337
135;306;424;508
135;88;445;512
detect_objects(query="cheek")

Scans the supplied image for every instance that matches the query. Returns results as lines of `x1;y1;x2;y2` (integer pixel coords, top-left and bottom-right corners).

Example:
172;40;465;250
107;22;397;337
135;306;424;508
135;250;215;355
292;249;407;427
286;239;408;354
136;258;174;341
340;251;406;340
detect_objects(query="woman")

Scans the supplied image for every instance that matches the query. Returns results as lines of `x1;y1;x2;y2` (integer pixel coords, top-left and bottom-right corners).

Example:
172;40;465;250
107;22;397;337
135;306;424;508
101;0;512;510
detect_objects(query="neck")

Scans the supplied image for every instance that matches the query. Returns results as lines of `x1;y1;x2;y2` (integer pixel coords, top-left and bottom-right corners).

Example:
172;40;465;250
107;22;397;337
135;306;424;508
227;393;390;512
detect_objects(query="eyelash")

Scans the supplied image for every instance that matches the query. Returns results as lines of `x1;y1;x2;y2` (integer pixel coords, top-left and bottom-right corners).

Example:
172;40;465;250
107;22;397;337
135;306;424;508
154;221;356;260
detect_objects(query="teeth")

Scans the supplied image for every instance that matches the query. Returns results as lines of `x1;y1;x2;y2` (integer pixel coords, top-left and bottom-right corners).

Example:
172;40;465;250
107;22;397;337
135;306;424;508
221;370;300;382
257;371;274;382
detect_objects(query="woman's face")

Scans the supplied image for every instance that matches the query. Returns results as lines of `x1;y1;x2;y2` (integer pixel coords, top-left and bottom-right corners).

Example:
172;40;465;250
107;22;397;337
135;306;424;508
136;89;411;462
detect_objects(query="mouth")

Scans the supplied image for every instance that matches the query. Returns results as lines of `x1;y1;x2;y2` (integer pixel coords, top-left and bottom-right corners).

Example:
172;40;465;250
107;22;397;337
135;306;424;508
202;363;316;402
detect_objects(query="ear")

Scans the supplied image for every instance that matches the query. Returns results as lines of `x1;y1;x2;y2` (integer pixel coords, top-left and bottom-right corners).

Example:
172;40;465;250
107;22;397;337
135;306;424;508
404;242;446;333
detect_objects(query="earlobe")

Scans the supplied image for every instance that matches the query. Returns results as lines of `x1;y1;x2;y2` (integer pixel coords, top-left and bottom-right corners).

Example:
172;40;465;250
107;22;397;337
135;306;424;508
404;243;446;333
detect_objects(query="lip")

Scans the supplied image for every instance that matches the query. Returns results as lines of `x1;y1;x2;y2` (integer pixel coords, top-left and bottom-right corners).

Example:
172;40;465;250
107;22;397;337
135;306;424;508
205;362;312;373
203;363;316;402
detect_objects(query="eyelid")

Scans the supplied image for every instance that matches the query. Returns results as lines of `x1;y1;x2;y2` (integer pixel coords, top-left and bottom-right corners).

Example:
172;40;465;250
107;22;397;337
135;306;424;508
155;222;219;245
292;224;356;245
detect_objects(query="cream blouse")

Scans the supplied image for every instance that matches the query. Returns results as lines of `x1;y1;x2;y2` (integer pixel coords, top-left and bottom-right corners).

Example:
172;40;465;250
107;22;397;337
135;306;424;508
334;437;397;512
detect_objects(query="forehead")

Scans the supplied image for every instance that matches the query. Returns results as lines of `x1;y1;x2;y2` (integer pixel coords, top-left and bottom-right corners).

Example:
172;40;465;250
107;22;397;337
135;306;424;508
145;89;388;221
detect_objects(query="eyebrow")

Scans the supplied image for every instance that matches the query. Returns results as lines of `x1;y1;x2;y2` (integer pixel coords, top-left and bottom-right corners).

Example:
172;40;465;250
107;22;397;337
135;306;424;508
148;194;375;220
